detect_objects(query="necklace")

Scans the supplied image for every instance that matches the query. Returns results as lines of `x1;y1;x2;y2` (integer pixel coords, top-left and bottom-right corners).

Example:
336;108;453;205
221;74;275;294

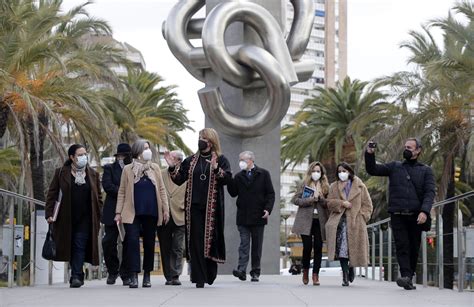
199;156;209;181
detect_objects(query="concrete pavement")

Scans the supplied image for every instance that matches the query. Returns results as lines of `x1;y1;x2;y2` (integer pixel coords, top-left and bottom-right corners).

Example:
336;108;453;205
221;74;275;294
0;275;472;307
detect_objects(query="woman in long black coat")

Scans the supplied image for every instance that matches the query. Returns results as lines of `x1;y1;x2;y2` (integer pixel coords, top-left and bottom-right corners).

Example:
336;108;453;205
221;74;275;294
45;144;102;288
164;128;232;288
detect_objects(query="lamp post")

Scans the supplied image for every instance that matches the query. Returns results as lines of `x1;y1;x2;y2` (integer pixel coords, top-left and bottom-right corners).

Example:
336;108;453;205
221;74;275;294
281;210;291;269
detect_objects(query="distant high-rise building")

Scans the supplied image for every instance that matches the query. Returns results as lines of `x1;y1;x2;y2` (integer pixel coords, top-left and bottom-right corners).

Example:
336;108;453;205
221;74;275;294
281;0;347;225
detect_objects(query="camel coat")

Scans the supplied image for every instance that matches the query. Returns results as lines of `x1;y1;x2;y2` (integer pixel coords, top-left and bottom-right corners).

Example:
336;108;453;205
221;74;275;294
161;168;186;226
116;162;169;226
325;176;373;267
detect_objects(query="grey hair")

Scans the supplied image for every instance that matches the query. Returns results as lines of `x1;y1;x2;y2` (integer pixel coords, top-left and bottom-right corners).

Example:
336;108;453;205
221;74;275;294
407;137;422;149
131;139;151;158
171;150;184;162
239;151;255;161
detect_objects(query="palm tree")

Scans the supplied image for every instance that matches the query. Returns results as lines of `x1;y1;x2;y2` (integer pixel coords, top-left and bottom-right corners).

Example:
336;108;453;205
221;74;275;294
0;0;124;200
375;1;474;289
281;77;397;177
104;69;194;155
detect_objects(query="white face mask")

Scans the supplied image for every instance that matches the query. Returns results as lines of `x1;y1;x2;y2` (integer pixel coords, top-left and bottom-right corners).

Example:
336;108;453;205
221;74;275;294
239;161;248;171
338;171;349;182
311;171;321;181
76;155;88;168
142;149;152;161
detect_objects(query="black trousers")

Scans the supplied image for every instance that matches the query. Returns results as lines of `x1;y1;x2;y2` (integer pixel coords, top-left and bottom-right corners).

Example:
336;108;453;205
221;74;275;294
301;218;323;274
102;224;128;278
157;215;185;281
124;215;157;273
190;204;218;285
236;225;265;276
390;214;422;278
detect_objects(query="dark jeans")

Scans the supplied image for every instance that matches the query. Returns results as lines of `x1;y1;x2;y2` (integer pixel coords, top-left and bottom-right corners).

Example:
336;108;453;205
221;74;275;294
391;213;422;278
157;215;185;281
301;218;323;274
102;224;128;278
124;215;157;273
190;204;217;284
70;230;90;281
237;225;265;276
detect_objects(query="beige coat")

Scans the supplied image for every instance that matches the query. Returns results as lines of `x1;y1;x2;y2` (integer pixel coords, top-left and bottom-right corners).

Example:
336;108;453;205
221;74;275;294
291;184;328;240
116;163;169;226
161;168;186;226
325;176;373;267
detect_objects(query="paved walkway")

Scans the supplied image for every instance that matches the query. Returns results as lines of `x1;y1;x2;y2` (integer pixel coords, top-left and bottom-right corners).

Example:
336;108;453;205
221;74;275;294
0;275;472;307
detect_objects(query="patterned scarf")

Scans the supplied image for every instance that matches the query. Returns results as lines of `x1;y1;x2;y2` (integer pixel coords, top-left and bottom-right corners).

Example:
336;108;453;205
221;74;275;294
71;164;86;185
131;159;157;186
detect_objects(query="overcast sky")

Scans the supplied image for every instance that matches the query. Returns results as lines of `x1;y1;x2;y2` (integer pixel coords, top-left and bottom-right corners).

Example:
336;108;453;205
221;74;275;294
62;0;457;152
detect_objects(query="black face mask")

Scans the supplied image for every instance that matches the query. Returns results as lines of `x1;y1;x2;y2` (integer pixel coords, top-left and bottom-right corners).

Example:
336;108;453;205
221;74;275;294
198;139;208;152
403;149;413;160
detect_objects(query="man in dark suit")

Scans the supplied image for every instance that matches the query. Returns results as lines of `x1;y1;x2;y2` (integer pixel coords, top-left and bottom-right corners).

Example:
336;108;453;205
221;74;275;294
227;151;275;282
101;143;132;285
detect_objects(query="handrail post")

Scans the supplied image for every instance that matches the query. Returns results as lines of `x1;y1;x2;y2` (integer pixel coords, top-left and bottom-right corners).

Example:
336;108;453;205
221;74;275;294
372;227;376;280
8;198;15;288
456;200;464;292
422;231;427;287
388;225;392;282
437;205;444;289
379;225;383;281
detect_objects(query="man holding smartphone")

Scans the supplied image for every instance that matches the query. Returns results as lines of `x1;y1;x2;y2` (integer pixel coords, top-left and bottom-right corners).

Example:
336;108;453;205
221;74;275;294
365;138;435;290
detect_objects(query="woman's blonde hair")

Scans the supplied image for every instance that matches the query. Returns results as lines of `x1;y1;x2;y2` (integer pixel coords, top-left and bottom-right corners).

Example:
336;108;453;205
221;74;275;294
303;161;330;196
199;128;222;156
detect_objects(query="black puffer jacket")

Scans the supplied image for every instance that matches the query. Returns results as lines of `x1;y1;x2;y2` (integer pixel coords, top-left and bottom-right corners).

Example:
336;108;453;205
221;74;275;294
365;152;436;214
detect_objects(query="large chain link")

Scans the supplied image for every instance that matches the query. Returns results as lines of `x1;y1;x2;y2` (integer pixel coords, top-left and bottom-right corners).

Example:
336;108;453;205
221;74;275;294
163;0;316;137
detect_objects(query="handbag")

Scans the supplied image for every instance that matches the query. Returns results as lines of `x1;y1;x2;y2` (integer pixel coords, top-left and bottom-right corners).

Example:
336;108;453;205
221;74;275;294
42;224;56;260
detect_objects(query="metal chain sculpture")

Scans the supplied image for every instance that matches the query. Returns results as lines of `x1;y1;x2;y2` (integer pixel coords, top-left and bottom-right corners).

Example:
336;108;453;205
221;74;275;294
163;0;316;138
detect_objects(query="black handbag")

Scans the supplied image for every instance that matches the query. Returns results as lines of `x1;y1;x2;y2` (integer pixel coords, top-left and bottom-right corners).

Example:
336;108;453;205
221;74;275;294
42;224;56;260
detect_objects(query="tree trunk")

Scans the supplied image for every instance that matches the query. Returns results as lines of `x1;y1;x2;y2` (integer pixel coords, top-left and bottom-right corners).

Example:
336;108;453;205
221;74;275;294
0;98;10;139
27;112;48;202
442;155;455;289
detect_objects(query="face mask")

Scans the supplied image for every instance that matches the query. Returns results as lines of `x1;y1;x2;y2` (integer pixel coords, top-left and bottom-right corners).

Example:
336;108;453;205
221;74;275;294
403;149;413;160
76;155;88;168
311;171;321;181
142;149;152;161
239;161;248;170
198;139;209;152
338;171;349;182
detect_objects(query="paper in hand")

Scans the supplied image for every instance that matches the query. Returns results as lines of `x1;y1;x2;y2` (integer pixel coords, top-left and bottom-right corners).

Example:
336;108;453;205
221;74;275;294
117;221;126;242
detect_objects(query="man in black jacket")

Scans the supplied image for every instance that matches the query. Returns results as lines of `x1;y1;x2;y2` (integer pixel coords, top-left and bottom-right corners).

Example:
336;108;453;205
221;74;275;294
365;138;435;290
227;151;275;282
102;143;132;285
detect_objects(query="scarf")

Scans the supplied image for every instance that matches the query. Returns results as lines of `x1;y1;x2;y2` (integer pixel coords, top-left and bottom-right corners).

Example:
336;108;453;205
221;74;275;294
131;159;157;186
71;164;86;185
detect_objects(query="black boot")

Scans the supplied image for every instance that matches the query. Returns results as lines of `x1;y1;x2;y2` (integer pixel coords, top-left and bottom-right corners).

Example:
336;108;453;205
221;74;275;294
348;267;355;283
129;273;138;288
142;271;151;288
342;270;349;287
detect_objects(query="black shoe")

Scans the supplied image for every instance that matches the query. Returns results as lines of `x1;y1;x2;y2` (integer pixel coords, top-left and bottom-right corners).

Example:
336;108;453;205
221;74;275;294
342;270;349;287
106;273;118;285
129;273;138;288
122;277;131;286
170;278;182;286
165;280;172;285
348;267;355;283
196;282;204;288
142;272;151;288
251;276;259;282
70;278;83;288
397;277;416;290
232;269;246;281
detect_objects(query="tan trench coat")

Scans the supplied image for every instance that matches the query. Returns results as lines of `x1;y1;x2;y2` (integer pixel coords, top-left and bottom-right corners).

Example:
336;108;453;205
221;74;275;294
325;176;373;267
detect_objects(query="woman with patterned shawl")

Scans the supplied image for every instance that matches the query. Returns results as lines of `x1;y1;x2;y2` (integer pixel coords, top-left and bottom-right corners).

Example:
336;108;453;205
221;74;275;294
164;128;232;288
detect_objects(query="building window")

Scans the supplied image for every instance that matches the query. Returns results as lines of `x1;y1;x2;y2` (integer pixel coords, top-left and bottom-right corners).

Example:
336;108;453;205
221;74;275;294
315;10;325;17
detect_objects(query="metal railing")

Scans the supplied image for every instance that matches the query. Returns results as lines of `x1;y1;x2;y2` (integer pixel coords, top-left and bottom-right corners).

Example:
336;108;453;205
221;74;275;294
364;191;474;292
